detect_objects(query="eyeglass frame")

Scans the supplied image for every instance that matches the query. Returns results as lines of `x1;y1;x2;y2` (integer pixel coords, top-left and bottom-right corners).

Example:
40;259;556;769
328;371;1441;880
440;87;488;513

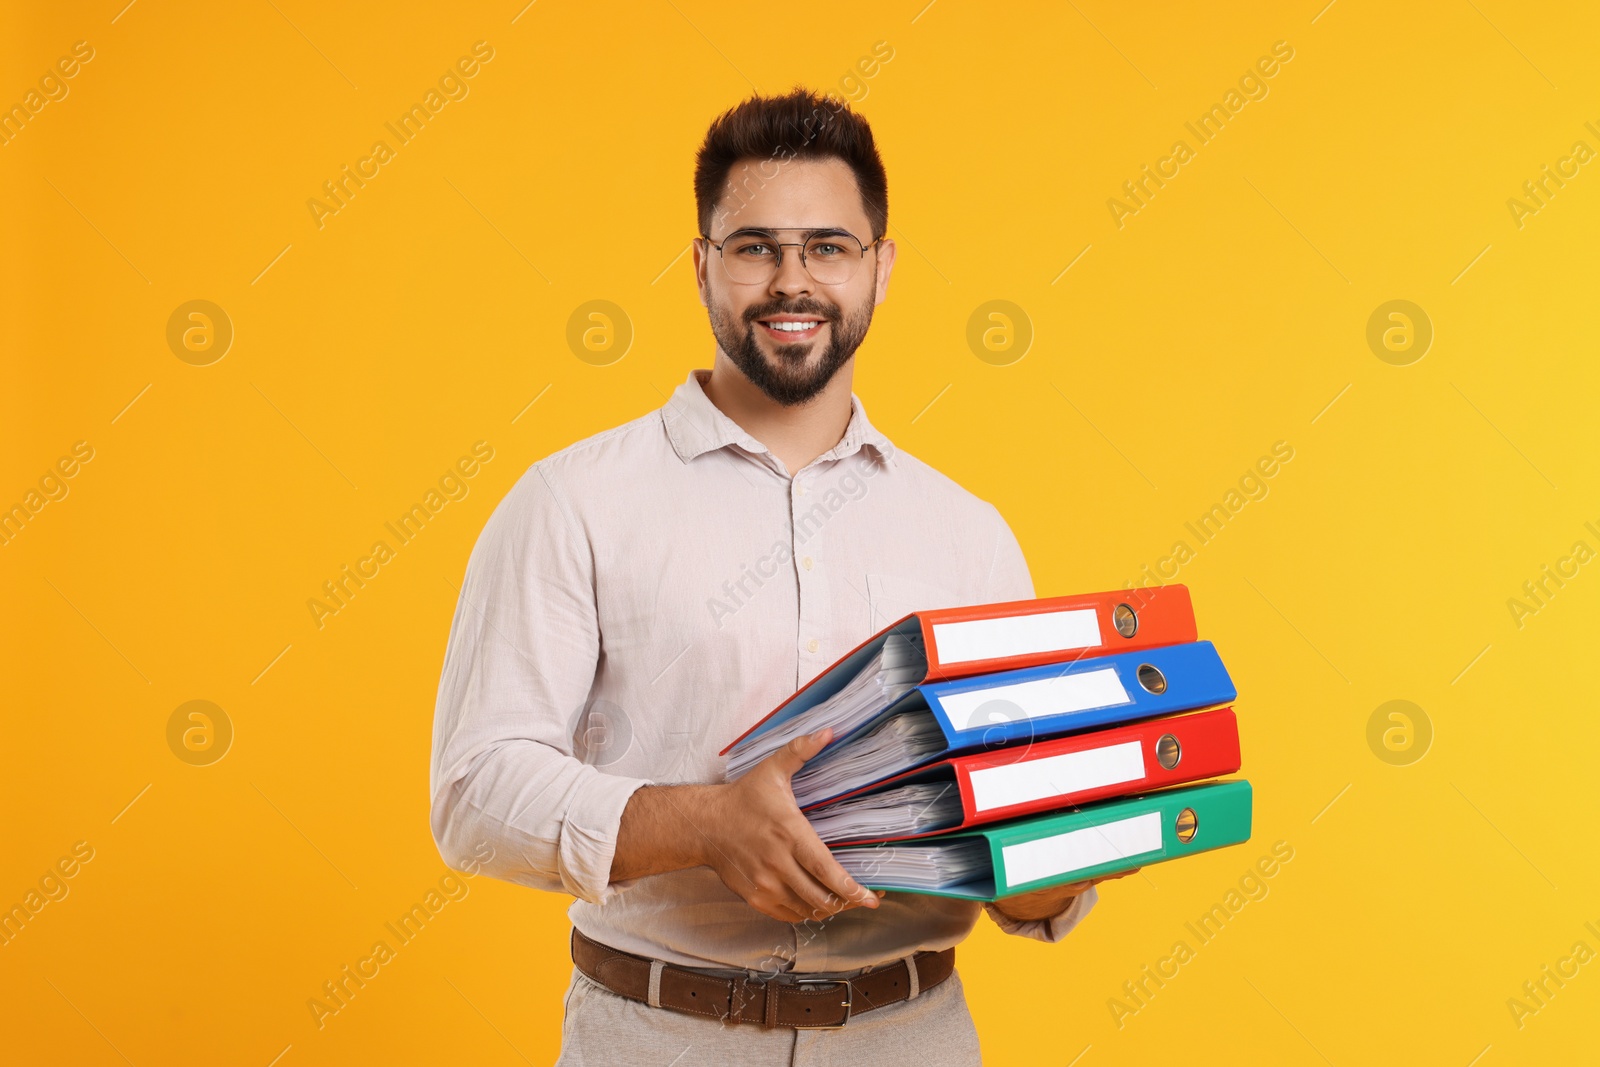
698;226;885;284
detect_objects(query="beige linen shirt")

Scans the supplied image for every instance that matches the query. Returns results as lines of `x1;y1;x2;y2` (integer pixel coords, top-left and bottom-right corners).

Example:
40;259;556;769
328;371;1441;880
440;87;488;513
429;368;1098;973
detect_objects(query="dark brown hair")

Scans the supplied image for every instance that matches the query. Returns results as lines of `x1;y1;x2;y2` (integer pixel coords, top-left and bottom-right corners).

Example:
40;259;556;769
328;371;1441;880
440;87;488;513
694;87;888;241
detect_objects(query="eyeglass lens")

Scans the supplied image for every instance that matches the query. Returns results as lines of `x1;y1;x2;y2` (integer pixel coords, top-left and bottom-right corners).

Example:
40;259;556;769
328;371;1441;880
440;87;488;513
715;230;869;284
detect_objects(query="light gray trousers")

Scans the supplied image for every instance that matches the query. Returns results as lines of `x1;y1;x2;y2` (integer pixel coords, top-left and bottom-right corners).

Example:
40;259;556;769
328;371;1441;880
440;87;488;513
553;963;984;1066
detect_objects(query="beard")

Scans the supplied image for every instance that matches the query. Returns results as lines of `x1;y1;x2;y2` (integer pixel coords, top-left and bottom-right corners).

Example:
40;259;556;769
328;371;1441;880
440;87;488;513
708;282;876;407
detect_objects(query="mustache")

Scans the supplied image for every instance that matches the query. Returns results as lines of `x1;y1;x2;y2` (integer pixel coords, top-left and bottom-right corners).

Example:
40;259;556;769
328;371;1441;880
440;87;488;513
743;299;840;324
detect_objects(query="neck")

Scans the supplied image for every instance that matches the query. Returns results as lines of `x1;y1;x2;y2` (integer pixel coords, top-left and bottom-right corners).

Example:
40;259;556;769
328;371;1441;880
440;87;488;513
702;353;856;476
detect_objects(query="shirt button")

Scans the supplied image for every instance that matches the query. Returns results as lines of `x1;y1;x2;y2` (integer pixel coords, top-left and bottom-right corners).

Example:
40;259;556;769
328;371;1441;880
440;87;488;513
802;556;813;571
796;483;807;496
807;638;819;653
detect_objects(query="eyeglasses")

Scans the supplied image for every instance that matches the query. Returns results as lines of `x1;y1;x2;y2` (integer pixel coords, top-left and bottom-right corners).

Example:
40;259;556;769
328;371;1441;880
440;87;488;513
700;227;882;285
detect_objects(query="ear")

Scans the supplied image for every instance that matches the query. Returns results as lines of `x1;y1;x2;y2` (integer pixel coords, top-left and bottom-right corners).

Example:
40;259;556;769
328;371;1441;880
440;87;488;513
692;238;710;308
871;237;897;307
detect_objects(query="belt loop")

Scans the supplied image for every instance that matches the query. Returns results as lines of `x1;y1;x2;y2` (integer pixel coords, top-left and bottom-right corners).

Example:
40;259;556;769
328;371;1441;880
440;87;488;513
647;960;665;1008
902;955;920;1000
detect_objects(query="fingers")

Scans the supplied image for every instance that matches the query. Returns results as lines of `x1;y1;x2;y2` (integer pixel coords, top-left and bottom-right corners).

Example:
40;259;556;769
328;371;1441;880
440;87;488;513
725;842;878;923
762;727;834;779
793;840;879;910
743;858;853;924
777;857;856;922
719;728;893;923
719;860;810;924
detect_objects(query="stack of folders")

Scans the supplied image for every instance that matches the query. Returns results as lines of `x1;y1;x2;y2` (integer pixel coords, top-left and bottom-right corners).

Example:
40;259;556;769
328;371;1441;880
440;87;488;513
719;585;1252;901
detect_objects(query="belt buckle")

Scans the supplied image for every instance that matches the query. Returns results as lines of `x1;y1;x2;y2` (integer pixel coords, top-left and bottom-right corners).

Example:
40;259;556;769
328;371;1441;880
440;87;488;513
793;977;853;1029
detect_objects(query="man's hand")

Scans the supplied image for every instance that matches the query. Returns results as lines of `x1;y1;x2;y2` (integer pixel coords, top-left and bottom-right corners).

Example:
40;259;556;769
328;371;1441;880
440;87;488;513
988;868;1142;923
696;726;885;924
612;727;885;925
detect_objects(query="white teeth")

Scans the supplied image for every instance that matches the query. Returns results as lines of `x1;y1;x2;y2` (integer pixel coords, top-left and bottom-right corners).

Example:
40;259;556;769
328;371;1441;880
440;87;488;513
767;320;819;332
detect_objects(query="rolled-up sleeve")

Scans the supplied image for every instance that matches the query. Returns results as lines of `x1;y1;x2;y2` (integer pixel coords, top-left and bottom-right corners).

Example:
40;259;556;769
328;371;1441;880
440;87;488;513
430;461;651;905
983;885;1099;942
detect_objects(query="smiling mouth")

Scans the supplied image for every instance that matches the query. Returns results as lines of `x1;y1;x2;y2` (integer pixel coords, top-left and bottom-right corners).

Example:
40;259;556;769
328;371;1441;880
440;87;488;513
755;317;827;342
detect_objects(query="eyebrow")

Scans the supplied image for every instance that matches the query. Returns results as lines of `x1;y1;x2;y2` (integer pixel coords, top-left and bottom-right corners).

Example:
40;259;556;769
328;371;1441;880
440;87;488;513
723;226;855;239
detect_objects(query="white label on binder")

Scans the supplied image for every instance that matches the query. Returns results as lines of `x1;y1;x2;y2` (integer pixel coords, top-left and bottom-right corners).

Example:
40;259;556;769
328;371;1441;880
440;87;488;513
941;667;1132;732
1001;811;1164;887
968;740;1146;812
932;608;1102;665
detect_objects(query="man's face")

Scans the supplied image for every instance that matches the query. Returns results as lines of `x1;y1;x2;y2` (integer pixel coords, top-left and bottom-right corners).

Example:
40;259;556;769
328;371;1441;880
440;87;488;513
694;157;895;406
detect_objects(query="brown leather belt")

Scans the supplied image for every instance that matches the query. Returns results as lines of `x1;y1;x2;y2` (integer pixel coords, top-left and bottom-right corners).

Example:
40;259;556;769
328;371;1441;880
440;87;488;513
570;927;954;1029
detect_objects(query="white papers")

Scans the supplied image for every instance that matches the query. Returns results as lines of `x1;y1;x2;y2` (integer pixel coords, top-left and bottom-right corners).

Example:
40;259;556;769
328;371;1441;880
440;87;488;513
804;782;965;843
726;630;927;780
832;838;993;892
789;712;947;807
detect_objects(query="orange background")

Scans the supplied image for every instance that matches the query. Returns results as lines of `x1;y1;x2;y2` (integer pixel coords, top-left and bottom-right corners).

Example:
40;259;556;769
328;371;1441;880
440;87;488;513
4;1;1598;1063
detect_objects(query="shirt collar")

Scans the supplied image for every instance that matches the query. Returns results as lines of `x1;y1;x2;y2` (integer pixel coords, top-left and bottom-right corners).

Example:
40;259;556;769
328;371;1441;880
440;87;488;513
662;368;898;471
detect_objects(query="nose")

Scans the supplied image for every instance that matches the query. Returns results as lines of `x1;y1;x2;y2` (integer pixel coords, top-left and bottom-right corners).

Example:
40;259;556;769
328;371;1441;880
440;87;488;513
768;243;814;300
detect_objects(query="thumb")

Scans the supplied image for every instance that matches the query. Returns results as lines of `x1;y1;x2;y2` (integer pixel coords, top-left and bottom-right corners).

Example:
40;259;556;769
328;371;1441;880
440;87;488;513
765;726;833;777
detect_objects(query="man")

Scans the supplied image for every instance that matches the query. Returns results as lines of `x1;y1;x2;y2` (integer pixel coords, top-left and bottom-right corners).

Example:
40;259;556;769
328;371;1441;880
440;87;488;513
430;88;1127;1065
